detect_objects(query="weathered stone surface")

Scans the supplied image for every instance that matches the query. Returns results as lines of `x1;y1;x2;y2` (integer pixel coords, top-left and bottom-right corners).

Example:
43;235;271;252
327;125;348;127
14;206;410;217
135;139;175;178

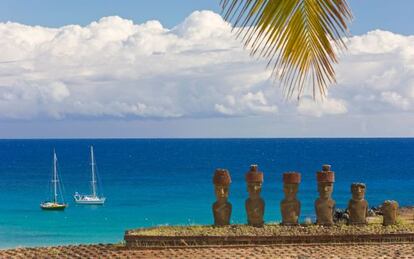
315;165;336;226
283;171;301;184
382;200;399;226
317;164;335;183
212;169;232;226
281;172;301;226
245;164;265;227
213;168;231;185
348;183;368;225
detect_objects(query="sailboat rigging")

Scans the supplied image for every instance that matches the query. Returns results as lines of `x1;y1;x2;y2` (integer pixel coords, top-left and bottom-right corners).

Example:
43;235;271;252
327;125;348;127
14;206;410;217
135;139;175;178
40;150;67;210
73;146;106;205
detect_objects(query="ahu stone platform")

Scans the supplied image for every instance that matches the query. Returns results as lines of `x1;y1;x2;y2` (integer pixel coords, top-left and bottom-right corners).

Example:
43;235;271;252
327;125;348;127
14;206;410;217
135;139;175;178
124;224;414;248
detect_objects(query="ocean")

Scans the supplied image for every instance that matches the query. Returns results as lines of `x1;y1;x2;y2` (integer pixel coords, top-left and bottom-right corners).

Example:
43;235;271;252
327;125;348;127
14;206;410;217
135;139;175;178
0;138;413;248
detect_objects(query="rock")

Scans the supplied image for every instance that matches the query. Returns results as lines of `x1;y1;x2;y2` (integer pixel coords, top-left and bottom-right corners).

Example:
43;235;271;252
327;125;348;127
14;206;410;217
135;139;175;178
367;209;377;217
333;209;349;223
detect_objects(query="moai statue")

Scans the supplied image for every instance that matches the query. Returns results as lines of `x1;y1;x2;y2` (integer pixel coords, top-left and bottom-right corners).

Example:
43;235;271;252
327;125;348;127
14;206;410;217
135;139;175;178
281;172;301;226
245;164;265;227
212;169;232;226
315;165;336;226
348;183;368;225
382;200;399;226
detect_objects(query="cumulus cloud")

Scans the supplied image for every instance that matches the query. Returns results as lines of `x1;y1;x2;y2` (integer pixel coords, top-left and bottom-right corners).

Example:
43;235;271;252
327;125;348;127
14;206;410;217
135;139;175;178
334;30;414;115
0;12;413;121
0;11;276;119
380;91;411;110
215;91;277;116
297;98;347;117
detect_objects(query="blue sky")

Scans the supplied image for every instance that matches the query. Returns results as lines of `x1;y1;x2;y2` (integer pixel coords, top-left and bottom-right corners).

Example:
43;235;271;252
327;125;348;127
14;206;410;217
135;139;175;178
1;0;413;35
0;1;413;138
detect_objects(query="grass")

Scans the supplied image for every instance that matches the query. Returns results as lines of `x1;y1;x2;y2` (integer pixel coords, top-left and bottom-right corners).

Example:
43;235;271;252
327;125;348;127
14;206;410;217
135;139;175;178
128;218;414;237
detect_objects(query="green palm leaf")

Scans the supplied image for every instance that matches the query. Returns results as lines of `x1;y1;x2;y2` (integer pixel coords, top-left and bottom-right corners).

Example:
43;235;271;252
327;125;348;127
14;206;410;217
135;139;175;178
221;0;352;99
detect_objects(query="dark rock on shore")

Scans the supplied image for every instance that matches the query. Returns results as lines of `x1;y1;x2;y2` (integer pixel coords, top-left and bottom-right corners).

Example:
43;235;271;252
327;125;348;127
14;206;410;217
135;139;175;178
333;208;349;223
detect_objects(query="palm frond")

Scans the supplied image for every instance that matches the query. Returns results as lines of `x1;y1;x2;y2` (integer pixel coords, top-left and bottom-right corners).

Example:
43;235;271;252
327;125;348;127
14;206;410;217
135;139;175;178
221;0;352;99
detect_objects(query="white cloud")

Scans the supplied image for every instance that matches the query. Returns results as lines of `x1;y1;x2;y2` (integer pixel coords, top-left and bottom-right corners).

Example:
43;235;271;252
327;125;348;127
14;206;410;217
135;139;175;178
332;30;414;115
381;91;411;110
297;98;347;117
0;12;414;123
215;91;278;116
0;11;279;120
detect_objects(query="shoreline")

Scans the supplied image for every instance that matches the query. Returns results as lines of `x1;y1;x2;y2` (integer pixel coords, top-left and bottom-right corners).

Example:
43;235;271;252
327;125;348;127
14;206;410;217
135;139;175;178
2;206;413;250
0;206;414;258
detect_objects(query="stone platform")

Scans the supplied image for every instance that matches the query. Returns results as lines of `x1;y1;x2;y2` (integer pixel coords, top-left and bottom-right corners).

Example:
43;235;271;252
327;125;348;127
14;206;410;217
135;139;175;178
124;224;414;248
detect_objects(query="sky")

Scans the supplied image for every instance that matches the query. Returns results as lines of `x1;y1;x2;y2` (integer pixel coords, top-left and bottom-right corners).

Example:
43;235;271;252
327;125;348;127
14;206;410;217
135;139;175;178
0;1;413;138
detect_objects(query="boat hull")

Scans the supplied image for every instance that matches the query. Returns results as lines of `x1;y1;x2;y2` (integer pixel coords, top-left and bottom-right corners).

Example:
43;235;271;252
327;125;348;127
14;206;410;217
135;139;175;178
74;200;105;205
40;202;67;210
74;194;106;205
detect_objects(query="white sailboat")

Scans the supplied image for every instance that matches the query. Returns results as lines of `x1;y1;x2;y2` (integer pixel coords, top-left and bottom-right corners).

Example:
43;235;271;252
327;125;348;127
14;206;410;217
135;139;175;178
40;150;67;210
73;146;106;205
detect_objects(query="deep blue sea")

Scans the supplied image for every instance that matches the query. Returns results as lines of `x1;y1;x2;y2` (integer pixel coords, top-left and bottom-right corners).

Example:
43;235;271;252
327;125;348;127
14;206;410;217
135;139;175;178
0;138;413;248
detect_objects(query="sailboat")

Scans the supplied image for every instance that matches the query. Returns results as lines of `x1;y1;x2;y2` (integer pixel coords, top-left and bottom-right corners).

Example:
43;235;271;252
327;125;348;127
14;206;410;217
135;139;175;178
40;150;67;210
73;146;106;205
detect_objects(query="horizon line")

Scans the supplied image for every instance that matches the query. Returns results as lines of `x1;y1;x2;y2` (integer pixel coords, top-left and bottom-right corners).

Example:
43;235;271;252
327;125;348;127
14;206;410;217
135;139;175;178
0;137;413;140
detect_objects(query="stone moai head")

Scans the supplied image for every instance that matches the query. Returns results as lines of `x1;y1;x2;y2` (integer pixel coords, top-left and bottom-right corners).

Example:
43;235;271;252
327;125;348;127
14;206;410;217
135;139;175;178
283;172;301;200
351;183;366;201
246;164;264;197
213;169;231;200
382;200;399;226
317;165;335;199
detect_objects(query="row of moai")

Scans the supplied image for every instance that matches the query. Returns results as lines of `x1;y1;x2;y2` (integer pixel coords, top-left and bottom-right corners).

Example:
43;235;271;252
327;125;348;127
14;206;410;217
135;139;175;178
212;164;399;227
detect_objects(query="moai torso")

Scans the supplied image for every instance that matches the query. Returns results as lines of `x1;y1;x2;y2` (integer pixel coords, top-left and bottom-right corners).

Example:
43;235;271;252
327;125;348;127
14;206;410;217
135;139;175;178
246;197;265;227
315;198;335;225
348;199;368;224
315;165;336;226
281;198;301;225
382;200;398;226
348;183;368;225
245;165;265;227
213;201;232;226
281;172;301;226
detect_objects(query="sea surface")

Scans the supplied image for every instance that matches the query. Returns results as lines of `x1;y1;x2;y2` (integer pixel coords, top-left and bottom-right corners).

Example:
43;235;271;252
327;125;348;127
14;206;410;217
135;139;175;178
0;138;413;248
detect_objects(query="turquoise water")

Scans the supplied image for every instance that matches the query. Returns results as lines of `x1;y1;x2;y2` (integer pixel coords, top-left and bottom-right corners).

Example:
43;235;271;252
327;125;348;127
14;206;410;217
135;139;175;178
0;138;413;248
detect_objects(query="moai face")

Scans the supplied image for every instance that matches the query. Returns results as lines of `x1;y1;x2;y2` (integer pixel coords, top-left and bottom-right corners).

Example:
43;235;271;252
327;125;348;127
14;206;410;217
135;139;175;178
246;164;264;197
351;184;366;200
283;183;298;200
213;168;231;200
215;185;229;200
247;182;262;197
318;183;333;199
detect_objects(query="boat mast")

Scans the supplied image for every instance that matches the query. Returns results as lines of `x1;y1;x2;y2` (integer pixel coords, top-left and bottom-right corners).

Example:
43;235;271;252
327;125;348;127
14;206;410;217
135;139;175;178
90;146;97;197
53;150;58;203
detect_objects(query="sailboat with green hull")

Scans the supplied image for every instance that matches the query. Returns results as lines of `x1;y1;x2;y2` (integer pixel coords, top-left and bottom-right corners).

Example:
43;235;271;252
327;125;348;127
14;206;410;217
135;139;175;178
40;150;67;210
